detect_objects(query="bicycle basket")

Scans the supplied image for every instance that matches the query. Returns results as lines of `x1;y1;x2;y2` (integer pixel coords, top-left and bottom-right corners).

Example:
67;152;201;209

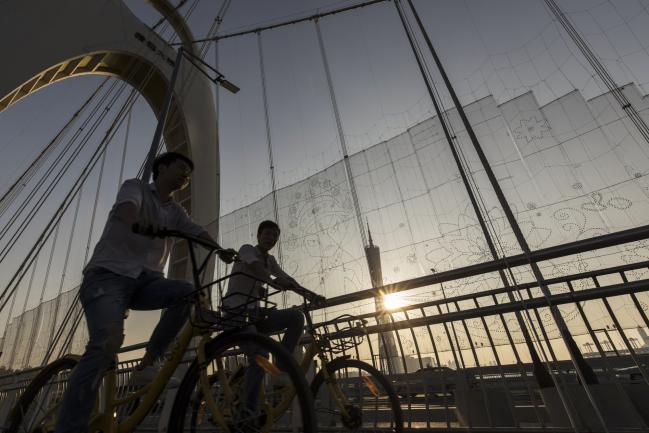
194;286;278;331
318;314;367;355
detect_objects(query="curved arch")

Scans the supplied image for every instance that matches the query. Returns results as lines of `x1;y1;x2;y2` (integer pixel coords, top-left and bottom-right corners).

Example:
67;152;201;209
147;0;197;54
0;0;218;279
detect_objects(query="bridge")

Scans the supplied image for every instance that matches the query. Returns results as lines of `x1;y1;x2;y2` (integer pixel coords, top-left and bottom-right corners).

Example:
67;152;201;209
1;0;649;432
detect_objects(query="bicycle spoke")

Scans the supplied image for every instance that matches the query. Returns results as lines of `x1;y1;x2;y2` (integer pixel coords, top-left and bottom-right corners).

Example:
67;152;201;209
8;358;75;433
313;359;403;433
167;332;314;433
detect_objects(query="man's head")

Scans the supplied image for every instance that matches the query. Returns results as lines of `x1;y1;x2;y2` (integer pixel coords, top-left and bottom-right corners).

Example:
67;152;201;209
153;152;194;191
257;220;280;252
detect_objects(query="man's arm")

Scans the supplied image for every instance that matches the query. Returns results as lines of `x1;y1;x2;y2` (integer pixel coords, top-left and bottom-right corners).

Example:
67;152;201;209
269;258;323;302
198;231;236;263
115;202;139;226
268;257;298;289
248;260;275;285
235;244;274;285
172;204;235;263
114;179;143;226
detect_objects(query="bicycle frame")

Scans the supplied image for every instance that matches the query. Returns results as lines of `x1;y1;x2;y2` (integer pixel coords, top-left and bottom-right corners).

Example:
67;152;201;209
68;229;339;433
261;307;355;423
85;233;231;433
88;318;200;433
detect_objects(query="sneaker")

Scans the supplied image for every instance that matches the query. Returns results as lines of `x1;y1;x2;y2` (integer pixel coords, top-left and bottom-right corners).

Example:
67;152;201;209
128;365;181;388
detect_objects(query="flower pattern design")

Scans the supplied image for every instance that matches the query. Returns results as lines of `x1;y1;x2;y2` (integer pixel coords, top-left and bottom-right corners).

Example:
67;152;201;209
513;116;550;143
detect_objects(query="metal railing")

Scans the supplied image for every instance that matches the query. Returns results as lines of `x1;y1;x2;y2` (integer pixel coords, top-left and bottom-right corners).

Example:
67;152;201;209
3;225;649;431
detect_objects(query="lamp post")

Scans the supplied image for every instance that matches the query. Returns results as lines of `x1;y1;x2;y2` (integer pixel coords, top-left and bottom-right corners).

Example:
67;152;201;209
141;47;239;182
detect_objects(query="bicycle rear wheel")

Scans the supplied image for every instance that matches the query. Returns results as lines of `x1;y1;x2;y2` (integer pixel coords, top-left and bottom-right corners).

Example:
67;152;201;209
6;356;78;433
311;358;403;433
168;331;315;433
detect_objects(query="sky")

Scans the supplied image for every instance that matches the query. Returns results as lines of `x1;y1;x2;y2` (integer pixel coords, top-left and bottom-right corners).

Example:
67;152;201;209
1;0;649;357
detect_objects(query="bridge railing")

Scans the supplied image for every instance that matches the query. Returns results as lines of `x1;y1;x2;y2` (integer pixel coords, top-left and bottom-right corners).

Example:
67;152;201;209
312;257;649;430
2;225;649;431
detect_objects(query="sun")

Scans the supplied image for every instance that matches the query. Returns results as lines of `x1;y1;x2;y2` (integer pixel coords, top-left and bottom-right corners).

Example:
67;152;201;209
382;292;408;310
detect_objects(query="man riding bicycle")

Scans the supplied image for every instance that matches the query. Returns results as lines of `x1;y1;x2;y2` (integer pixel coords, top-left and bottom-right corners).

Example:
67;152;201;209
222;220;324;419
55;152;235;433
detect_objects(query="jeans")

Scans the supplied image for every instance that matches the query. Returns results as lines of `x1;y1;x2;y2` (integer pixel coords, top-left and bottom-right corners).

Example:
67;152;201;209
241;308;305;412
54;267;194;433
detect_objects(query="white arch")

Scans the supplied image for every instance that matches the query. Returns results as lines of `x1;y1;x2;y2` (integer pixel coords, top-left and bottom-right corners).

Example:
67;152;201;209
0;0;219;278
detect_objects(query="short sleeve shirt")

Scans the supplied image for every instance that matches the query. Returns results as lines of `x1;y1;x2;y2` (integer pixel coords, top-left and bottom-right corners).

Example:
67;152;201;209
86;179;205;277
222;244;282;310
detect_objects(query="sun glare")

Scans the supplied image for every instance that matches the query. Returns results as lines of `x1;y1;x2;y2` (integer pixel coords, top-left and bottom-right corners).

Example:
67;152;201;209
383;293;408;310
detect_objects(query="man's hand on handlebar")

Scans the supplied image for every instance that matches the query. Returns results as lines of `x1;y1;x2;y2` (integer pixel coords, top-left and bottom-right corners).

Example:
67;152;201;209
132;221;164;237
273;276;298;291
132;223;238;264
297;286;326;307
217;248;237;264
308;293;326;307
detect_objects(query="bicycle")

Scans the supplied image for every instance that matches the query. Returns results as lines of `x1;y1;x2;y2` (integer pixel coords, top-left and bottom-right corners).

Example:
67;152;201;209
188;293;404;433
6;229;315;433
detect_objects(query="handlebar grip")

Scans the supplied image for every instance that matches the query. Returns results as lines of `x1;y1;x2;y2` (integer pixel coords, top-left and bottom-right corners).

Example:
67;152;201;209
131;224;234;255
131;223;166;237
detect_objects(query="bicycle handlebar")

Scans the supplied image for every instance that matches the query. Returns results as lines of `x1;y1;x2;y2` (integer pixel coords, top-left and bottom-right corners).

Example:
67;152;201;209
132;223;327;308
132;223;228;254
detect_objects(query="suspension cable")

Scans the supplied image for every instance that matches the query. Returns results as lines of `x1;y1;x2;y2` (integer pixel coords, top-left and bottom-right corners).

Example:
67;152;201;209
117;109;132;187
209;0;232;308
0;79;122;249
2;71;149;359
56;299;84;360
43;291;81;365
257;33;282;256
402;1;605;428
151;0;191;31
38;85;152;359
20;223;61;367
257;31;287;306
0;79;110;218
0;2;201;365
1;0;199;251
82;149;108;266
0;81;126;264
44;191;83;354
0;82;145;314
544;0;649;145
3;251;38;368
314;18;368;247
40;90;146;365
52;0;209;355
181;0;389;44
5;253;40;369
393;0;562;389
0;78;120;231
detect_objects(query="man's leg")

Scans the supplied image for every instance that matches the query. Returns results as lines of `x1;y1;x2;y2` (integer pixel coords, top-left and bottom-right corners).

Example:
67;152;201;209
242;308;305;412
241;327;267;413
129;272;194;362
255;308;305;370
55;270;133;433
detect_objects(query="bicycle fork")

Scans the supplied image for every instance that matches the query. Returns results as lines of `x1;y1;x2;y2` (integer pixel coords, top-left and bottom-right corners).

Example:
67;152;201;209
196;337;231;430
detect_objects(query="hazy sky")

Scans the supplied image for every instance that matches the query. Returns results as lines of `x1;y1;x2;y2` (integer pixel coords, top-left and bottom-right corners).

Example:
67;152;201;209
1;0;649;352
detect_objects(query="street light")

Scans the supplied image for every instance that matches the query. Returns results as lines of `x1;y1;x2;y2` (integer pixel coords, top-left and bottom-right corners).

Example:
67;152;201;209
142;47;240;182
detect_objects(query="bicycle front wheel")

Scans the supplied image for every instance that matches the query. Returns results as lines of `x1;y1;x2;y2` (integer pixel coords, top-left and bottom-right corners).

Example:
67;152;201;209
168;331;315;433
311;358;403;433
6;355;78;433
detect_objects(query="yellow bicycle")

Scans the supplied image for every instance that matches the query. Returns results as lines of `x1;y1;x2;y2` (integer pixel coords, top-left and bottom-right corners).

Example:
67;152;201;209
6;230;315;433
189;297;404;433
